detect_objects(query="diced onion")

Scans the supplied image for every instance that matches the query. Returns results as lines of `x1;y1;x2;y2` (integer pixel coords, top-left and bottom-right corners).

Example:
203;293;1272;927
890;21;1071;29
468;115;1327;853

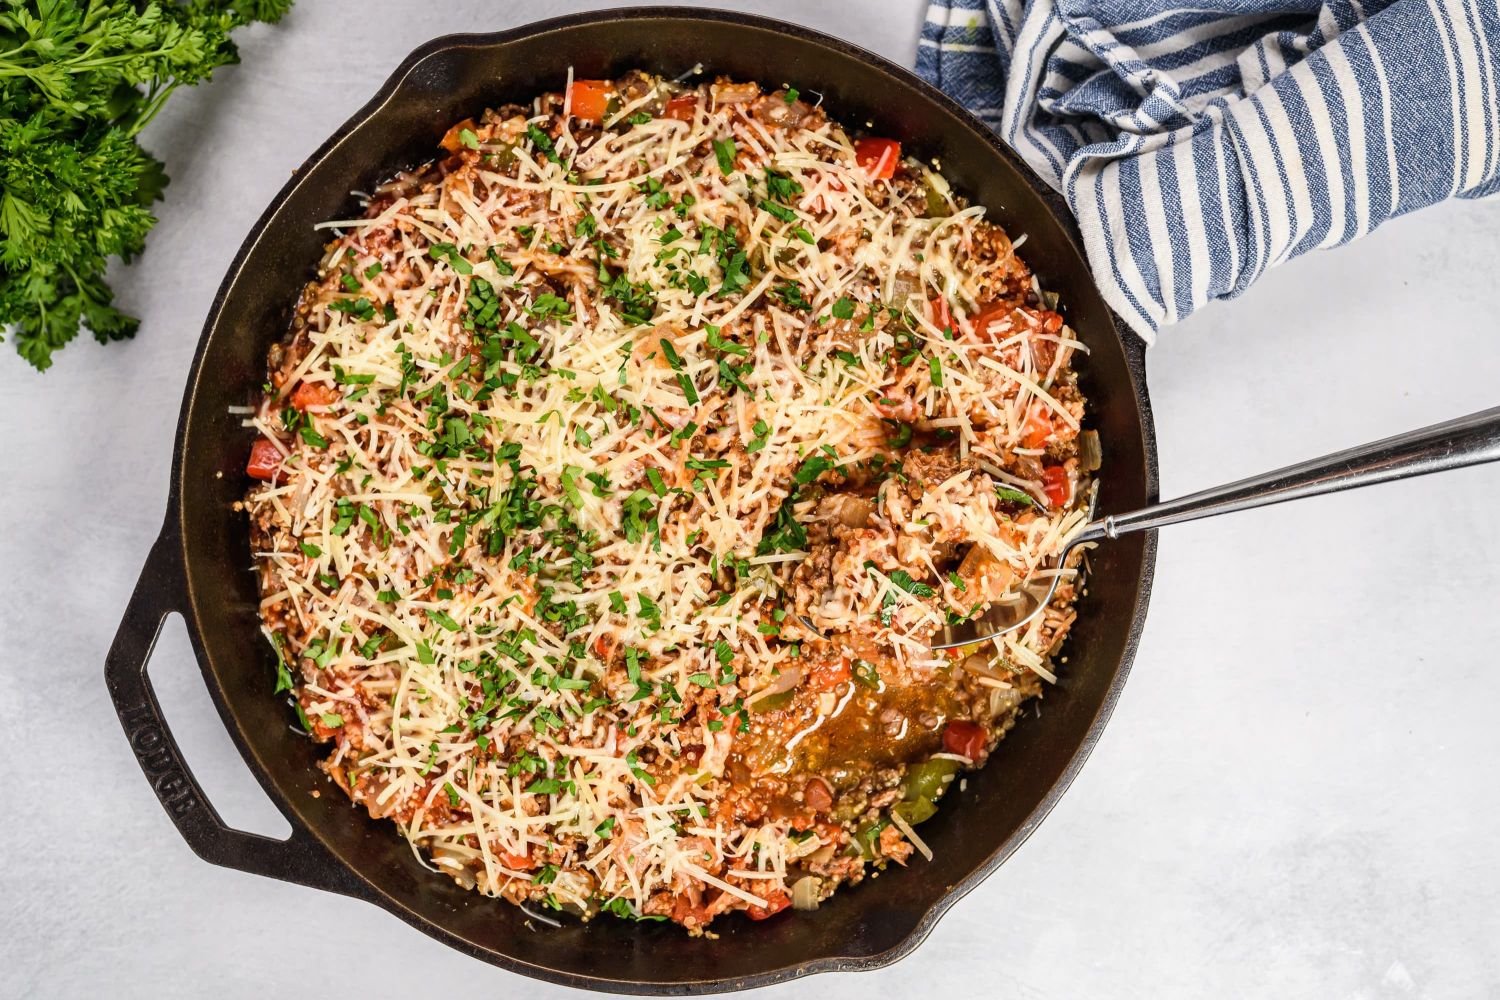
792;875;822;911
890;272;920;308
746;665;803;707
834;495;874;528
960;652;1009;683
1078;429;1103;472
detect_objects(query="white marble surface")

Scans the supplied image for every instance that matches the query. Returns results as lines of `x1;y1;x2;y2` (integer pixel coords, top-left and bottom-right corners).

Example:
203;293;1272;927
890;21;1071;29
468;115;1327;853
2;2;1498;997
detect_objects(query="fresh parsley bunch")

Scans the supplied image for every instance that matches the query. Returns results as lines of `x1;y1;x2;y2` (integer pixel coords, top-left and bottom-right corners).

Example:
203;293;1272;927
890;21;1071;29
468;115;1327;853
0;0;293;370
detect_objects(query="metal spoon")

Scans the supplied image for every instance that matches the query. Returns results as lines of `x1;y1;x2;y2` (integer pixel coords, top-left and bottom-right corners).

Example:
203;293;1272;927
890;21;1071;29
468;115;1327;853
928;404;1500;649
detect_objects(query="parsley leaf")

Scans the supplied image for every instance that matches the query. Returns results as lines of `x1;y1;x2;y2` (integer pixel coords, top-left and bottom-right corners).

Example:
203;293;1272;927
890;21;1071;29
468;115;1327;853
428;242;473;275
773;281;811;311
756;497;808;555
995;486;1037;508
526;123;562;165
0;0;294;370
712;137;736;174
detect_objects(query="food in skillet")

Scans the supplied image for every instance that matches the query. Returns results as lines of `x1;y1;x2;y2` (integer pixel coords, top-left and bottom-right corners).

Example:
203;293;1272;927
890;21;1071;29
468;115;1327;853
239;72;1096;931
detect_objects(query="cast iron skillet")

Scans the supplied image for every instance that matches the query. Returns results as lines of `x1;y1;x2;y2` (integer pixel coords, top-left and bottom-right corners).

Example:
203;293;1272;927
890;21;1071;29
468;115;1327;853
105;8;1158;992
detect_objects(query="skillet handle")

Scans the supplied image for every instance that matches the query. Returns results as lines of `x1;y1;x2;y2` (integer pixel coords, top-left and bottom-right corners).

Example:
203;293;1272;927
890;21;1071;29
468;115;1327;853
105;523;368;900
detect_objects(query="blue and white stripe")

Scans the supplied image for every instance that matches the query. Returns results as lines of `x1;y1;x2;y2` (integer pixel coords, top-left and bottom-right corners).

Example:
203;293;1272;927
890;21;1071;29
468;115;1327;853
918;0;1500;338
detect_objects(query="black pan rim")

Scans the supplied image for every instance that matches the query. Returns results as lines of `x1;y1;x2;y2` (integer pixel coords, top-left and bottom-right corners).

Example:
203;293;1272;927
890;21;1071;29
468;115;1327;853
153;6;1160;992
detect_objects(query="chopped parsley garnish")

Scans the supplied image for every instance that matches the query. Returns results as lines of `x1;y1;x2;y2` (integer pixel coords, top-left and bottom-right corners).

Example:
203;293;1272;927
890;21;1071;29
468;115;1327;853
760;199;797;223
526;292;573;321
793;452;838;485
625;749;657;785
428;242;473;274
526;123;562;165
887;569;936;597
269;633;293;695
757;496;808;554
658;337;699;404
773;280;811;311
328;296;376;322
601;268;657;325
712;137;736;175
602;897;666;922
746;419;771;452
764;168;804;202
874;567;937;625
635;175;673;210
637;593;662;628
705;326;747;356
995;485;1036;507
718;251;750;297
621;490;660;546
298;423;328;449
486;246;514;275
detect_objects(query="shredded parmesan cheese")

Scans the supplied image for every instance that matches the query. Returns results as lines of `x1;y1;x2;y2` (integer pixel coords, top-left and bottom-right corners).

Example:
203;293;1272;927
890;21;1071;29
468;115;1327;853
241;70;1092;932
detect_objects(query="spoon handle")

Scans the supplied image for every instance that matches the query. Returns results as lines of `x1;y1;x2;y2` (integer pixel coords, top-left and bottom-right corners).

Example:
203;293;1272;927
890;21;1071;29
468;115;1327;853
1085;404;1500;543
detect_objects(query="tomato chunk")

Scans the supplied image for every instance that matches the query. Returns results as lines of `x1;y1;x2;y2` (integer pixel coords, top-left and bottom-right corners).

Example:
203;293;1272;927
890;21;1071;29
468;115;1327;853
942;719;987;760
970;302;1011;341
672;894;711;926
804;777;834;813
808;655;850;691
854;137;900;179
1041;465;1071;508
290;381;338;411
245;438;284;482
930;296;952;333
746;891;792;921
439;117;477;153
567;79;613;123
592;633;617;661
1021;406;1052;449
663;93;697;122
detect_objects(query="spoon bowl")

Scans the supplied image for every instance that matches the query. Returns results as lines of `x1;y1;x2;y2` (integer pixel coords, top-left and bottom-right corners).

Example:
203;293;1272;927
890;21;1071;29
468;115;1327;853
820;403;1500;650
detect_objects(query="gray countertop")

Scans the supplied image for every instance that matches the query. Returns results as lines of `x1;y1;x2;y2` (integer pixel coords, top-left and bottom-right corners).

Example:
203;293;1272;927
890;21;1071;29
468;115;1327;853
2;2;1497;997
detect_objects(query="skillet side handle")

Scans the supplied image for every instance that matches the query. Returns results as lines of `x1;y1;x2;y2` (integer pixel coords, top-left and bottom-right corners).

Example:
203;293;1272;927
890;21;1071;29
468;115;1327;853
105;523;369;900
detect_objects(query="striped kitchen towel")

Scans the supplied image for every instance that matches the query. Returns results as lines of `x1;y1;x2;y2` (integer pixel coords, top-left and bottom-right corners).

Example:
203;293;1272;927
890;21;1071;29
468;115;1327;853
917;0;1500;339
